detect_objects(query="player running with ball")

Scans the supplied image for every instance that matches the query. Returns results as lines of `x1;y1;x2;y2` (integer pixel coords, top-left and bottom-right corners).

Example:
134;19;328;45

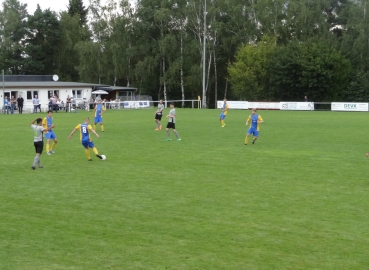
68;117;104;161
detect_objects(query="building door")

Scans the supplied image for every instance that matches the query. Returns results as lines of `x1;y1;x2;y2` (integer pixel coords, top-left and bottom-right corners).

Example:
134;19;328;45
4;91;11;99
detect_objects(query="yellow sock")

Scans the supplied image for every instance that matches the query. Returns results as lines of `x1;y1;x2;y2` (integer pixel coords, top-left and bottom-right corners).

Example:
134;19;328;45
46;143;50;153
51;141;57;150
94;125;96;130
92;147;98;155
221;120;225;126
245;137;249;144
101;125;104;132
85;149;91;159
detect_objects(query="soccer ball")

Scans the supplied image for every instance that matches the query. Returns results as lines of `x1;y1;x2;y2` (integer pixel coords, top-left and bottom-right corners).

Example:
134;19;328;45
100;155;106;160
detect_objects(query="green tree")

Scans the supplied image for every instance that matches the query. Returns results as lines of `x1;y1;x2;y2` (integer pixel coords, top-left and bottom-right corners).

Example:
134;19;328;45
104;0;134;87
0;0;28;74
269;40;351;101
68;0;88;26
228;35;277;100
55;12;84;81
23;5;61;75
77;0;109;84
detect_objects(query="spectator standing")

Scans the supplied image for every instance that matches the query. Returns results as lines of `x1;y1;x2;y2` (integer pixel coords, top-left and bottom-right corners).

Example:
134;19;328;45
10;95;16;114
50;95;58;112
17;94;24;114
89;96;94;111
66;95;72;112
4;96;10;114
33;95;40;113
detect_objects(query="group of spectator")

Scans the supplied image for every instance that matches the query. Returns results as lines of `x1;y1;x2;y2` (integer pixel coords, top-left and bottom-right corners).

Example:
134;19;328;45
3;93;119;114
48;94;67;112
90;95;122;109
3;95;25;114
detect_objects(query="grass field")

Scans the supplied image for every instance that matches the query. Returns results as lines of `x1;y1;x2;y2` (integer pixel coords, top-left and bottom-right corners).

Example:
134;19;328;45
1;108;368;270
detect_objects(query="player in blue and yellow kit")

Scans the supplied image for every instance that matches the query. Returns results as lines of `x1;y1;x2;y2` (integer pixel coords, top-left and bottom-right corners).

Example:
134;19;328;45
94;100;105;132
219;99;229;127
68;117;103;161
245;108;263;145
42;110;58;155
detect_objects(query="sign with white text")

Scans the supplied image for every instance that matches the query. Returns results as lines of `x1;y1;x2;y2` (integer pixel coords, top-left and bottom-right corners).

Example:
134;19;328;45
122;100;150;109
217;101;248;109
248;102;281;110
331;102;368;112
280;102;314;111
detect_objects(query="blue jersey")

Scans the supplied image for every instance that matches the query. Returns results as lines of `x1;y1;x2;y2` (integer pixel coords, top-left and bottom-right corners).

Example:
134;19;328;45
251;114;258;129
247;114;263;131
81;123;90;142
94;104;105;117
75;123;93;142
43;116;53;128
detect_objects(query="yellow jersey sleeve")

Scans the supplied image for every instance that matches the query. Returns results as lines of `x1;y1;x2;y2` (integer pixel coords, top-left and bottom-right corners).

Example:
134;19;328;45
42;118;47;129
247;115;251;122
87;124;93;130
75;124;82;140
257;115;263;131
224;104;229;115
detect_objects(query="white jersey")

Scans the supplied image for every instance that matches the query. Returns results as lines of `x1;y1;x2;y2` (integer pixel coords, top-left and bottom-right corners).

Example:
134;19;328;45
168;108;176;123
31;124;45;142
157;103;164;115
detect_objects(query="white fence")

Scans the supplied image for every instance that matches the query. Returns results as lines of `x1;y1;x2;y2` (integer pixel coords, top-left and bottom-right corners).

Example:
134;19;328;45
331;102;369;112
217;101;314;111
217;101;369;112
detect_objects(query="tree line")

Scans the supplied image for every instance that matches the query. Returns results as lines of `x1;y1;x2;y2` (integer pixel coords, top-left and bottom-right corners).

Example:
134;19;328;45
0;0;368;107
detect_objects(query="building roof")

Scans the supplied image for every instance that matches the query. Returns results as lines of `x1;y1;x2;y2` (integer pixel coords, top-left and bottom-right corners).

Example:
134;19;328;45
0;75;56;82
0;75;132;90
94;86;137;92
1;81;110;88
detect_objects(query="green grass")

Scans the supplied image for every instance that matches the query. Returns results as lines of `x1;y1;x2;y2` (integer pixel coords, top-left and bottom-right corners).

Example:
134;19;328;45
1;109;368;270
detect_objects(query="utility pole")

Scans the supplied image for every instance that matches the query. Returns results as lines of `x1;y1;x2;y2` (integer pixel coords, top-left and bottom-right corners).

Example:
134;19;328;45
202;0;206;108
2;70;4;112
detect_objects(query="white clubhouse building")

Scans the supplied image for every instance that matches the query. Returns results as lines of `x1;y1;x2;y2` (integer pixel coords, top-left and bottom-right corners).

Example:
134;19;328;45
0;75;137;112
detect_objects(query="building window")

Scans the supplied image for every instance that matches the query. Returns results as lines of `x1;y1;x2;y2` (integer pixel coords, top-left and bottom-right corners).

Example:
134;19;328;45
72;90;82;98
27;91;38;100
48;90;59;99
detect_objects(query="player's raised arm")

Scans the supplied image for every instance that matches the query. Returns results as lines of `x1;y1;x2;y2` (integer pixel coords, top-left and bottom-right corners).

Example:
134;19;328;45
30;118;38;125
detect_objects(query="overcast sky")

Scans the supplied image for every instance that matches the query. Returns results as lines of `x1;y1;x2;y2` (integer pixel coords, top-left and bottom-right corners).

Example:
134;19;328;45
24;0;136;14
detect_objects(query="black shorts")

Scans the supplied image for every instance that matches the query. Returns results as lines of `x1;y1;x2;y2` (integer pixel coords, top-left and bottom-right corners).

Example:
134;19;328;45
34;141;44;154
166;122;175;129
155;113;162;120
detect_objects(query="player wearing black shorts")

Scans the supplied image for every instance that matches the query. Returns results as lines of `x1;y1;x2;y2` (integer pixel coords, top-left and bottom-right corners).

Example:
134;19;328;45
165;103;181;141
154;99;165;130
30;118;54;170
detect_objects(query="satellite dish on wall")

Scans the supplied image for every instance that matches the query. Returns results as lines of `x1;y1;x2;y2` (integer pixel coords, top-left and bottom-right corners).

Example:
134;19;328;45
52;75;59;81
